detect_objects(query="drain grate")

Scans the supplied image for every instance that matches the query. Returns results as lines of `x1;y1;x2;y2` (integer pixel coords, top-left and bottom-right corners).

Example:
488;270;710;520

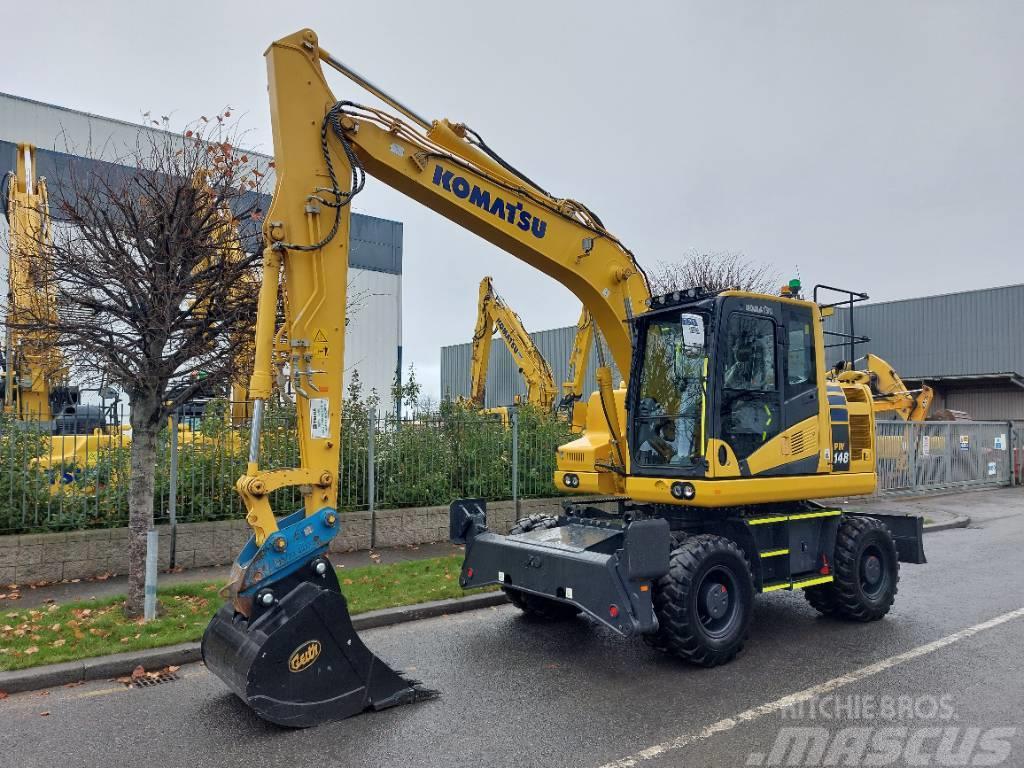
127;671;180;688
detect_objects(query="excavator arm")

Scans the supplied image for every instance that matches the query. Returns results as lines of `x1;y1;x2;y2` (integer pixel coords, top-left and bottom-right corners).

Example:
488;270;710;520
836;353;934;421
467;277;495;407
3;144;69;421
558;307;594;431
469;276;557;410
230;27;649;547
202;27;650;727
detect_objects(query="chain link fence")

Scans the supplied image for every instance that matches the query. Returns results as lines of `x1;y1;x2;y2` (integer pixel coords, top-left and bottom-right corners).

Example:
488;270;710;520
0;404;1017;536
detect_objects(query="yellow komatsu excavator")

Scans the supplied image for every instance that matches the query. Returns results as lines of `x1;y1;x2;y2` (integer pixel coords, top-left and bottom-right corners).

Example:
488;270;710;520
2;144;75;421
467;275;556;424
203;29;928;727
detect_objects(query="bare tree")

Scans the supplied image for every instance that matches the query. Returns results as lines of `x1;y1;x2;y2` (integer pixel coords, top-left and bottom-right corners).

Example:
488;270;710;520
651;251;779;295
14;113;264;616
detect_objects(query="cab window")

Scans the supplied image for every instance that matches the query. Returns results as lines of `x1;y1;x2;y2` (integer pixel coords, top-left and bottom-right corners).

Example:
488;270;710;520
634;314;708;469
723;315;775;392
784;308;816;399
719;313;780;460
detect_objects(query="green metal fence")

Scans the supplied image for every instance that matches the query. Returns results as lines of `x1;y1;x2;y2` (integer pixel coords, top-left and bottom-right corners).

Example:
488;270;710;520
0;402;574;535
3;403;1014;537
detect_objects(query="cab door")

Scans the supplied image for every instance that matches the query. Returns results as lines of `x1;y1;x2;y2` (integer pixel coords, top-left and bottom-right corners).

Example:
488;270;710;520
780;304;819;429
715;299;783;473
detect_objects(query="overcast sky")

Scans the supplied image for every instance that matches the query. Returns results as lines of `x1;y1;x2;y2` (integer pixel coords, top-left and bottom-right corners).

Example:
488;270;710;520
4;1;1021;398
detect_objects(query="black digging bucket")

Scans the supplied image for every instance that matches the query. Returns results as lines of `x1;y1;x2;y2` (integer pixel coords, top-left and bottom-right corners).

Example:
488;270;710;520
202;560;435;728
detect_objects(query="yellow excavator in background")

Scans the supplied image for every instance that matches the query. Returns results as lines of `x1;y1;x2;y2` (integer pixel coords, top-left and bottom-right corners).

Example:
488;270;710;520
201;29;928;727
3;144;125;485
467;275;556;424
467;277;593;432
2;143;76;422
835;353;933;421
835;352;935;465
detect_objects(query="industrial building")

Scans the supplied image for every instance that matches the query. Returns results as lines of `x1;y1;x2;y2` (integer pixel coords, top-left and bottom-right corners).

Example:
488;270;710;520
441;283;1024;421
823;283;1024;420
0;92;403;404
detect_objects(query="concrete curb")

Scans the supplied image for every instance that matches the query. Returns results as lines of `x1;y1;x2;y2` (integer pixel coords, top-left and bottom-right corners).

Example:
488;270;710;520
0;591;509;695
1;516;972;695
923;515;971;533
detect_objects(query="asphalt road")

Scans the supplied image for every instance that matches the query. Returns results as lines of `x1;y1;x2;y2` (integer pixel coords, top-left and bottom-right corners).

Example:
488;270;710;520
2;488;1022;768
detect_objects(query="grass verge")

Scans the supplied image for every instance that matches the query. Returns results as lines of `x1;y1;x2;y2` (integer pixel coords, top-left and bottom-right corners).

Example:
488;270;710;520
0;554;494;673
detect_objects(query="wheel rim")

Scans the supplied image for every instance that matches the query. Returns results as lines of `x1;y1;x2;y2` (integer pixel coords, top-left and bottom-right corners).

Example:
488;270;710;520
694;565;741;639
859;544;889;599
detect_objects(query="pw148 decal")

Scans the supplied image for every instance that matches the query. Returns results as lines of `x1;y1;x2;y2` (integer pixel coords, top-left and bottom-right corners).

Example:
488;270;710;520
432;165;548;239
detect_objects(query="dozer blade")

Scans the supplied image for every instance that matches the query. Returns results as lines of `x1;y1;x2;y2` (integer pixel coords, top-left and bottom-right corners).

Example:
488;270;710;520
202;567;435;727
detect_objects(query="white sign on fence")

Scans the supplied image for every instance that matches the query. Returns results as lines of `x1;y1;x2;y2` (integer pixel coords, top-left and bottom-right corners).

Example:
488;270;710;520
988;461;998;477
959;435;970;452
921;435;930;456
995;434;1006;450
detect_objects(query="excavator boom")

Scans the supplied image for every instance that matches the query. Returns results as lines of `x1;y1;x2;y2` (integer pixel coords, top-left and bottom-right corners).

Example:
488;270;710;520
203;28;649;727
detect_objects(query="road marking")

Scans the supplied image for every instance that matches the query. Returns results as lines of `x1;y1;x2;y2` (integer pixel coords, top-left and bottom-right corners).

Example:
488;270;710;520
597;605;1024;768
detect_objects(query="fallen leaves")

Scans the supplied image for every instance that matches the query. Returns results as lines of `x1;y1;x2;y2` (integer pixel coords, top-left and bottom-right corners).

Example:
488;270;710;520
24;646;38;655
0;690;8;700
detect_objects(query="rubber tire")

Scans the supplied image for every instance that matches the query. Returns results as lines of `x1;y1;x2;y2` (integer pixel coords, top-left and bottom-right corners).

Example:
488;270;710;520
644;534;754;667
502;515;580;621
804;516;899;621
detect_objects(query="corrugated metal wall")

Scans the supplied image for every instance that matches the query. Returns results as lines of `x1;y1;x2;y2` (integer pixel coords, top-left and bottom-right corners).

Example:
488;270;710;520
822;284;1024;377
945;388;1024;421
440;325;622;408
346;269;402;401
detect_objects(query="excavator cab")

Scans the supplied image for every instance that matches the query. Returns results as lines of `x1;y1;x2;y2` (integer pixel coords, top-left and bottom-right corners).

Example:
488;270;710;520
627;288;800;480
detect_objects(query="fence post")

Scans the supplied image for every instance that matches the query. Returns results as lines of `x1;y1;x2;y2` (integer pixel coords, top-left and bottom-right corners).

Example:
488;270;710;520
511;408;520;519
367;410;376;550
1007;421;1014;486
167;409;179;569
